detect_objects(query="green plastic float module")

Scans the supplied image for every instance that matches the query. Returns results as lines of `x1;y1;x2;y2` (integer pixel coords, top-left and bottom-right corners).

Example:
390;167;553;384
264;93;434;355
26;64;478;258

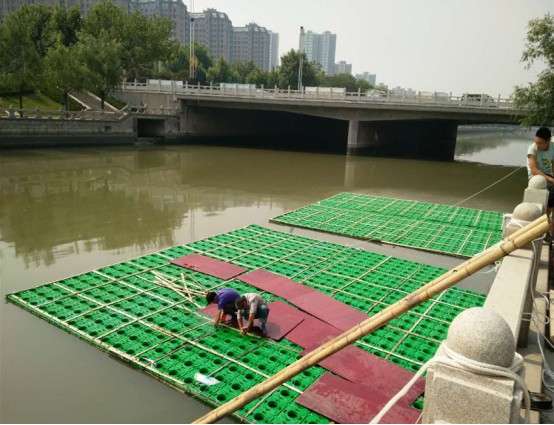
271;192;503;258
6;222;494;424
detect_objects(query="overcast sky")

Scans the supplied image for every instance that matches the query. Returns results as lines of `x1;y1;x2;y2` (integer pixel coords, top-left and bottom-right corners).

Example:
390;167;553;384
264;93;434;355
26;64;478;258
192;0;552;97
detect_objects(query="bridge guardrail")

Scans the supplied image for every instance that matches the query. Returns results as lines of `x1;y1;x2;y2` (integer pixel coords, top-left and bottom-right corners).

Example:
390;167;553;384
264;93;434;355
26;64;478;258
119;81;515;109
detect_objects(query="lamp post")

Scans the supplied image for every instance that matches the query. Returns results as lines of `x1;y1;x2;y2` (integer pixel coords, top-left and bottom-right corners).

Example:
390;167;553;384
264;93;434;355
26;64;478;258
298;26;305;92
189;0;196;84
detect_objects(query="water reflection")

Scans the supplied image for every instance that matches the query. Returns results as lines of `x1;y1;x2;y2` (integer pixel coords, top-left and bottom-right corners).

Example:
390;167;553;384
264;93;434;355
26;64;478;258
455;126;533;166
0;141;531;424
0;144;528;270
0;148;349;268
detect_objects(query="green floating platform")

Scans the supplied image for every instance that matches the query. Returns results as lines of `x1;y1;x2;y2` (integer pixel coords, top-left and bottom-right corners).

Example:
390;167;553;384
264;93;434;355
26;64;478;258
6;224;487;423
270;192;504;258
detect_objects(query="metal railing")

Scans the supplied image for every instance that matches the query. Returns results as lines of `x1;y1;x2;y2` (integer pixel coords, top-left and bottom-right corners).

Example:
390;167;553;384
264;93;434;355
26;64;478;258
120;80;516;109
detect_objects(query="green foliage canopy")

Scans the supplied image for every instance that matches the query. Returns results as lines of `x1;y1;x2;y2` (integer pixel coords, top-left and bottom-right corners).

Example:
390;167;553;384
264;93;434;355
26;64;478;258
278;49;321;89
0;4;53;107
514;13;554;126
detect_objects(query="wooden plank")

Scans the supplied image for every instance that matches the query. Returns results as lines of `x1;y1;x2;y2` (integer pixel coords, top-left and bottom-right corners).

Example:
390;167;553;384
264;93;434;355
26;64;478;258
290;291;369;331
170;254;247;280
237;269;314;299
296;373;422;424
237;268;369;331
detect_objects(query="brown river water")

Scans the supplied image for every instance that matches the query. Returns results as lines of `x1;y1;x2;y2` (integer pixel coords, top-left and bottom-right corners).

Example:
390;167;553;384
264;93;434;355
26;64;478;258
0;126;534;423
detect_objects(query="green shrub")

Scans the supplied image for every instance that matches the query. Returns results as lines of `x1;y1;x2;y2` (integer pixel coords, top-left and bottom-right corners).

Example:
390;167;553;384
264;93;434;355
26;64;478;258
105;94;127;109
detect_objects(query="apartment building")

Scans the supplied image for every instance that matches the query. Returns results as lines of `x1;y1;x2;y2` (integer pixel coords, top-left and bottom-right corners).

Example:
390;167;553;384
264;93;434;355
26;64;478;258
130;0;187;44
231;23;270;71
268;30;279;70
299;29;336;75
190;8;232;62
1;0;128;20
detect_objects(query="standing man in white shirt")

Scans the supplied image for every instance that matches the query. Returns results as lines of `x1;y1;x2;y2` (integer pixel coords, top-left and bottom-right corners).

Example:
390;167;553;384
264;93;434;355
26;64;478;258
527;126;554;239
235;293;270;336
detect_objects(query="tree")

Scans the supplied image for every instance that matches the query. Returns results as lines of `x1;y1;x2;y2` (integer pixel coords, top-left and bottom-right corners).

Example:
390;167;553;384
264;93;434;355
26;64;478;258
82;0;126;39
164;44;212;82
232;60;257;83
44;40;86;110
356;79;373;92
76;31;123;109
207;57;239;84
0;4;53;108
320;73;358;92
120;11;176;80
277;49;321;89
514;13;554;126
49;4;82;47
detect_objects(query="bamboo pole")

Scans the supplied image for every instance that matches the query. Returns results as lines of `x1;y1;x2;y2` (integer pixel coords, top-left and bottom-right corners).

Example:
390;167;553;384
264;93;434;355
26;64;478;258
193;214;549;424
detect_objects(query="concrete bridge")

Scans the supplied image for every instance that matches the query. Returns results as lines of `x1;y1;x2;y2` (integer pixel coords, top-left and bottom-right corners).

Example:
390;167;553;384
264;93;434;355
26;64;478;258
0;81;523;159
118;81;522;160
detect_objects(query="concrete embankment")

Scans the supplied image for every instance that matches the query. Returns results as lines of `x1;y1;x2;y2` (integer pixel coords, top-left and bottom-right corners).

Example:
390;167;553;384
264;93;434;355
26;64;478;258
0;111;182;149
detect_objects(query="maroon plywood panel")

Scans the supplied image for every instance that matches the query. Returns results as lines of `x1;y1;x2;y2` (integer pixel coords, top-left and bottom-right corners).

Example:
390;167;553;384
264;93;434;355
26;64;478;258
290;291;369;331
200;303;219;318
300;344;425;402
237;269;315;299
266;314;304;341
296;373;422;424
286;315;342;348
250;299;342;347
170;254;247;280
237;269;369;331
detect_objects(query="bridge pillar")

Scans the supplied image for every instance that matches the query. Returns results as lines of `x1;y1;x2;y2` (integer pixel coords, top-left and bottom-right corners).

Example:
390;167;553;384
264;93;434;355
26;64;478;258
347;120;458;160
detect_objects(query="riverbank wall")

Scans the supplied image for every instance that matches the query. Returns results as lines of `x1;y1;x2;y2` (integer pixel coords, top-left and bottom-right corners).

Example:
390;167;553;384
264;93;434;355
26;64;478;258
0;108;182;149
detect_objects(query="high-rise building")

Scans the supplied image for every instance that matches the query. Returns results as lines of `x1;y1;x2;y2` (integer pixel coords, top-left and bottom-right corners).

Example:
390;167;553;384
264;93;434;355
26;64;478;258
299;29;336;75
190;8;232;62
334;61;352;75
130;0;187;44
1;0;128;21
355;72;377;86
231;23;270;71
1;0;53;21
268;30;279;70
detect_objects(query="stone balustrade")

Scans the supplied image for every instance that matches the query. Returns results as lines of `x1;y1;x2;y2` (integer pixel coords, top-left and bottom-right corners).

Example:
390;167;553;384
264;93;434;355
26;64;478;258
422;176;550;423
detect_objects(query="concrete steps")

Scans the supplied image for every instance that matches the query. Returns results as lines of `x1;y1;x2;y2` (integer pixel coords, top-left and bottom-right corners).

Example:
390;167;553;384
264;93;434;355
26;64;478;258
70;91;118;111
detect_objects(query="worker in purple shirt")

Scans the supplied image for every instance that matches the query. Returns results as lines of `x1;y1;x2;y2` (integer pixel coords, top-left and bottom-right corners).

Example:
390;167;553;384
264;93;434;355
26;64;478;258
205;288;240;327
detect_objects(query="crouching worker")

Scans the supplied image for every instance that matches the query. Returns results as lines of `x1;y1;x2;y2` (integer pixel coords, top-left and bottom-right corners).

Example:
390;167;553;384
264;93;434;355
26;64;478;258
206;288;240;327
235;293;270;336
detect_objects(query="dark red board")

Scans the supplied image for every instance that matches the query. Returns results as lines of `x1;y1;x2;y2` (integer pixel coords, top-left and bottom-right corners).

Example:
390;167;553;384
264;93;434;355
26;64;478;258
290;291;369;331
200;303;219;318
296;373;423;424
264;301;305;341
300;344;425;402
285;315;342;348
170;254;247;280
237;269;315;299
237;269;369;331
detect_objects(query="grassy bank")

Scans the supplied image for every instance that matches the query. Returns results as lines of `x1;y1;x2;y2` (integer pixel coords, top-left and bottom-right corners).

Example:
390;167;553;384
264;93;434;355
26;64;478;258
1;93;62;110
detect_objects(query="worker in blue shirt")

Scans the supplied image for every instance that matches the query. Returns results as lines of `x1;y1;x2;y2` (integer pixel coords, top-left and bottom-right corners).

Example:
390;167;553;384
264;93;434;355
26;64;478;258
205;288;240;327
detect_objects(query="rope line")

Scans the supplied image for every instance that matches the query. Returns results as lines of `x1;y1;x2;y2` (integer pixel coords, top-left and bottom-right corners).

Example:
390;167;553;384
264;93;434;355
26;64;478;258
369;343;530;424
454;166;524;206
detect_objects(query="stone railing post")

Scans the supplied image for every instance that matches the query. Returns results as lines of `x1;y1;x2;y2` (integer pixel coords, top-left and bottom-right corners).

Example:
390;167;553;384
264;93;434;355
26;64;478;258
503;199;544;347
423;308;525;423
8;105;15;118
523;175;548;212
